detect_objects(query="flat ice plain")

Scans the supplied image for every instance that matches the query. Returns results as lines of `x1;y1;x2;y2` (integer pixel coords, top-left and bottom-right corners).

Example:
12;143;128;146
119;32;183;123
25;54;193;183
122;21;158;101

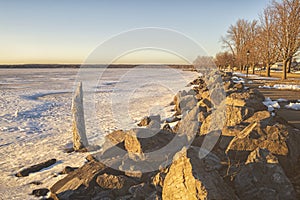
0;67;197;199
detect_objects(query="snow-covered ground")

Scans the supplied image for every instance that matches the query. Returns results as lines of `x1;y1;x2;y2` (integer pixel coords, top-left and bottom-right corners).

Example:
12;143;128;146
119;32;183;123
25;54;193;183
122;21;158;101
263;97;300;111
263;97;280;112
0;68;198;199
259;84;300;90
285;102;300;110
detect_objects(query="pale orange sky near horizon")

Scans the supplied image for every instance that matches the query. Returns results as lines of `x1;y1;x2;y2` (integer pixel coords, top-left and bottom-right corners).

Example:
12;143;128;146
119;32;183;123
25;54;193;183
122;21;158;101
0;49;191;65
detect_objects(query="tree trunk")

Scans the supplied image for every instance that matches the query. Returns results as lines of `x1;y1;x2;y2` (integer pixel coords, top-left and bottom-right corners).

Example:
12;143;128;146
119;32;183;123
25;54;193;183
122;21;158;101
266;63;271;77
72;82;89;150
282;59;288;80
252;64;255;74
287;59;291;73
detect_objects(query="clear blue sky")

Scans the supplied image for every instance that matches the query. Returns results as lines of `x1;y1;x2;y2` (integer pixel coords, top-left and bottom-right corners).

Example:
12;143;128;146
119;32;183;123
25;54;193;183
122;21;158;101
0;0;271;64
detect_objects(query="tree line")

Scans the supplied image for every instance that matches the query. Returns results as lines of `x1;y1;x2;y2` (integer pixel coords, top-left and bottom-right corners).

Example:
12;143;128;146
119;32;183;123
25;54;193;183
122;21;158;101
216;0;300;79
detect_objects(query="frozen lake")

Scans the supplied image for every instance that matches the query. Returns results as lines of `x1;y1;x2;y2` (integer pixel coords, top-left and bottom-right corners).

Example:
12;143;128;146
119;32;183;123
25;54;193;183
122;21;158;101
0;67;197;199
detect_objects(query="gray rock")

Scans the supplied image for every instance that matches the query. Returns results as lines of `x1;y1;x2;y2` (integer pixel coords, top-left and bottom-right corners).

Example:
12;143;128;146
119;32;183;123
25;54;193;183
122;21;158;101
15;159;57;177
138;115;161;129
96;173;137;196
175;106;199;140
226;123;289;155
225;122;257;154
235;162;296;199
138;116;151;126
162;148;238;200
50;161;108;200
246;148;278;164
59;166;78;175
147;120;161;130
31;188;49;197
179;95;197;114
225;105;254;126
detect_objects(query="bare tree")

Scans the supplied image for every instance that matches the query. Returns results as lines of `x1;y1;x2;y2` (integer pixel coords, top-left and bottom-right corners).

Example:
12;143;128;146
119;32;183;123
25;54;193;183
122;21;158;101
247;20;259;74
272;0;300;79
222;19;258;72
257;6;280;77
214;51;234;70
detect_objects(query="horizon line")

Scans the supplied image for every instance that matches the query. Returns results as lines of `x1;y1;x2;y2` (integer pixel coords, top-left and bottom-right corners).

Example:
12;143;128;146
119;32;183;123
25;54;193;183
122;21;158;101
0;63;194;66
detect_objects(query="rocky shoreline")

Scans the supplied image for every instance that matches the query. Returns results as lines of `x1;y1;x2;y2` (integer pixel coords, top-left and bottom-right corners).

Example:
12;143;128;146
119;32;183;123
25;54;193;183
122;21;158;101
25;72;300;199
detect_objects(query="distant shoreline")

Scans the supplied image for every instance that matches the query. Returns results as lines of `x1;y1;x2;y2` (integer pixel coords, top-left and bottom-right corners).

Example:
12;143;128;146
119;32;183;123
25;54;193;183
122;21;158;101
0;64;194;70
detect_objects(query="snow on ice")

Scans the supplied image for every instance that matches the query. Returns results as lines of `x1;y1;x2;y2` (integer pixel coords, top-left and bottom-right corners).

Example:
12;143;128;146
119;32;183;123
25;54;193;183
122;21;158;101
0;68;198;199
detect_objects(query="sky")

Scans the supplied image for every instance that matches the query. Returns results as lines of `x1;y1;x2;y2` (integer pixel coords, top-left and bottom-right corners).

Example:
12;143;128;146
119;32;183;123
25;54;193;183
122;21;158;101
0;0;271;64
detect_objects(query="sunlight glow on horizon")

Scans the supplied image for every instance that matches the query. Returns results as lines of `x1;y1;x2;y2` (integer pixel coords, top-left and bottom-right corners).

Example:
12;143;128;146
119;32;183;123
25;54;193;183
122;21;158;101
0;49;191;65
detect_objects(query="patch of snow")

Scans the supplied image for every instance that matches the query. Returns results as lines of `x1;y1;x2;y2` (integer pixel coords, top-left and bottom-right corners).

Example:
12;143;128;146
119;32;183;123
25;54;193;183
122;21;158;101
233;72;257;77
263;97;280;112
190;84;199;88
271;112;276;116
232;76;245;84
267;105;275;112
259;84;300;90
273;84;300;90
285;102;300;110
259;85;272;89
168;121;178;129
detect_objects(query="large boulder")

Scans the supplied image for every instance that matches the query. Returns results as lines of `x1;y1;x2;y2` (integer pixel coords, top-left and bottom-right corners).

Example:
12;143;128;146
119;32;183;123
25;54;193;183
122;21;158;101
226;123;289;155
125;131;144;157
105;129;127;145
116;128;181;175
162;148;238;200
225;105;254;126
173;106;199;140
200;104;249;135
225;122;258;154
124;128;174;154
96;173;137;197
180;95;197;112
198;98;214;112
50;161;109;199
173;90;187;114
245;110;271;123
174;94;197;115
235;148;296;200
226;89;266;112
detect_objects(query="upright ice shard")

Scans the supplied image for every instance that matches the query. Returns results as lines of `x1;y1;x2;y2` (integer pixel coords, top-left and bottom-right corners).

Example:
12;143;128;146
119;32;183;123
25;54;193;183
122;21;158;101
72;82;88;150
